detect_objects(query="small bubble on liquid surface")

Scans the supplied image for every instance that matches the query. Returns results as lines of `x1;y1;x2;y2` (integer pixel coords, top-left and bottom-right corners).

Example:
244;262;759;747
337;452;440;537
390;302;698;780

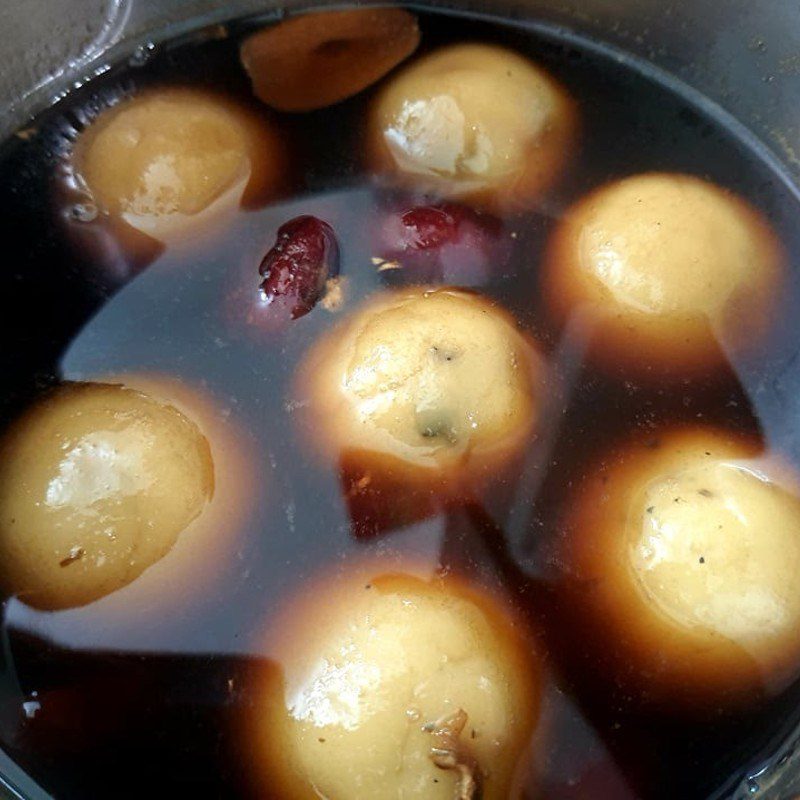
129;43;157;67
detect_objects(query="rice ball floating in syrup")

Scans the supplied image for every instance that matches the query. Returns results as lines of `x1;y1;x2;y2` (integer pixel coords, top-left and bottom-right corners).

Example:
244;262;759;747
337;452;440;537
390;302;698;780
297;287;544;524
71;87;283;251
367;43;576;211
0;376;255;611
555;425;800;709
245;563;540;799
542;172;784;375
0;382;212;609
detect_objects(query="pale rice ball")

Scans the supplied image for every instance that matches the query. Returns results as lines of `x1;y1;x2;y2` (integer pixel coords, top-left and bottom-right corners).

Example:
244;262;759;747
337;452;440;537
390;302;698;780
558;425;800;706
368;43;576;211
542;172;784;374
248;567;540;799
299;287;543;495
0;382;214;609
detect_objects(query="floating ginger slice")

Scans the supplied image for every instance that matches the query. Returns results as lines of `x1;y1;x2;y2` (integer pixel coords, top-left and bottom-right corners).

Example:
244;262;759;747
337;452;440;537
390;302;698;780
240;7;420;112
425;709;482;800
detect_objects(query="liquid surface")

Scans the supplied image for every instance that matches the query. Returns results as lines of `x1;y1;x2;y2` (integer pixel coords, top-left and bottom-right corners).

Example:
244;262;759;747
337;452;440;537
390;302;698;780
0;6;800;799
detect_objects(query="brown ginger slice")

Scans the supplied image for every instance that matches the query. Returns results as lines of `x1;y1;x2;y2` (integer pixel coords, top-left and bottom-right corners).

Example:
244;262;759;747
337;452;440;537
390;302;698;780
425;709;482;800
240;7;420;112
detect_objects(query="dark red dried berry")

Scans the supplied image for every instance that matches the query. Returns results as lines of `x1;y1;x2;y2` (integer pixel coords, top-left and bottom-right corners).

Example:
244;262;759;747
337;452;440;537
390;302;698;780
377;202;509;286
397;206;462;250
258;215;339;320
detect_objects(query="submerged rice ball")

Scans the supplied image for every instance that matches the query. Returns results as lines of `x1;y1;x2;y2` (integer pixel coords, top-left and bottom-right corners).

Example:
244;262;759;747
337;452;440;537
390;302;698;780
73;87;282;246
298;287;544;498
0;382;213;609
368;43;576;211
556;425;800;707
248;565;540;798
542;172;784;374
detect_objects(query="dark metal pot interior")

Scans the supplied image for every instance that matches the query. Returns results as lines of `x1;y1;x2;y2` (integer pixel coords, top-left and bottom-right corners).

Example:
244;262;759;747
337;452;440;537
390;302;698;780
0;1;798;798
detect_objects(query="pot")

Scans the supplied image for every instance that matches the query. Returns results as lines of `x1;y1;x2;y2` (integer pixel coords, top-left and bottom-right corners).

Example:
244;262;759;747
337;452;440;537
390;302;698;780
0;1;798;798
